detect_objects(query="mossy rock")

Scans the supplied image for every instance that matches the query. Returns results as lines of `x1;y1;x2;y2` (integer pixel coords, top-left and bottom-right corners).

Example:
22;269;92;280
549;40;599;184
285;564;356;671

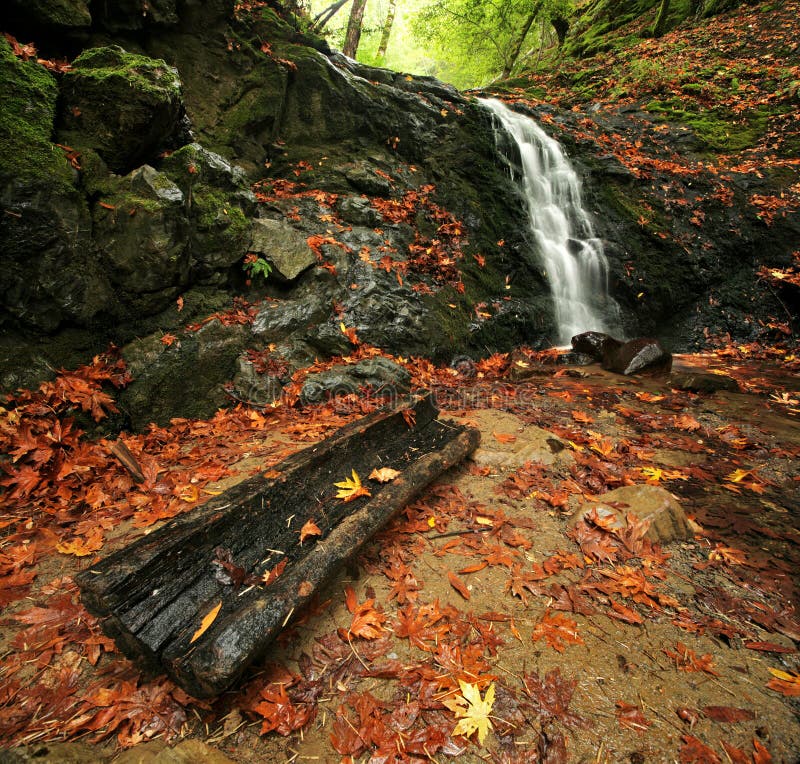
161;144;255;272
0;38;73;189
58;46;186;174
6;0;91;27
0;38;117;332
92;165;190;313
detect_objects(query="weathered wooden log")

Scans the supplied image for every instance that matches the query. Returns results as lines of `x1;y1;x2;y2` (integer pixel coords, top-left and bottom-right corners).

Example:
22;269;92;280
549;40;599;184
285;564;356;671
76;394;479;698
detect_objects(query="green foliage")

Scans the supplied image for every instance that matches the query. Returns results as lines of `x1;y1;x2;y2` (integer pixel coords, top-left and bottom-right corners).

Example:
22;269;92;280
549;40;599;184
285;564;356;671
244;254;273;282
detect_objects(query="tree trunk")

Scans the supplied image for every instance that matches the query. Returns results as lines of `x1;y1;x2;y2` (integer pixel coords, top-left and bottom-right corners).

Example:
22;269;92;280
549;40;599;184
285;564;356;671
653;0;671;37
501;0;544;79
376;0;397;59
343;0;368;58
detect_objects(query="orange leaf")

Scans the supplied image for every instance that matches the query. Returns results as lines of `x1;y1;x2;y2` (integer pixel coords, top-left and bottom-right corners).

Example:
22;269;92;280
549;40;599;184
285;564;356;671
492;432;517;444
299;519;322;544
447;570;471;600
191;601;222;644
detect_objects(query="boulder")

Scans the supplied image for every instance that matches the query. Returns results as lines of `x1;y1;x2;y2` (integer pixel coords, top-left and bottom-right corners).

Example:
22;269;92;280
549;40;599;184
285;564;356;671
0;38;114;332
92;165;190;314
6;0;92;28
300;357;411;403
231;355;286;407
338;196;384;227
248;218;317;282
161;144;255;274
119;320;249;430
58;46;186;174
603;337;672;375
568;484;692;544
669;372;740;393
571;331;623;361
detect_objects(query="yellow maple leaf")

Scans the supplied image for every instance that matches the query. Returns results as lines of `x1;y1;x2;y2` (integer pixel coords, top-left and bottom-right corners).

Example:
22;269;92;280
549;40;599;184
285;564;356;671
191;601;222;644
445;680;495;744
335;469;372;502
641;466;664;483
727;468;752;483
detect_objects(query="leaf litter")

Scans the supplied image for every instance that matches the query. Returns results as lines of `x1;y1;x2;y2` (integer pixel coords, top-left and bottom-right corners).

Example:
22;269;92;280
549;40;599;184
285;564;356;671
1;341;799;761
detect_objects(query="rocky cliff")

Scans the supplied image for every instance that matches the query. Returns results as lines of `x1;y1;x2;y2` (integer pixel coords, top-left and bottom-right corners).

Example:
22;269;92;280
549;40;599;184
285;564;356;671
1;0;797;427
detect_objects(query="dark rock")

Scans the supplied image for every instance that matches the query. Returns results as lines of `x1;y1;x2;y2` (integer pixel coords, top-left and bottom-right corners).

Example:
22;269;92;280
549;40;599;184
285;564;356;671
161;144;255;274
231;356;285;407
300;357;411;403
669;372;740;393
559;351;596;366
338;196;384;227
248;218;317;282
252;291;332;344
58;46;185;174
571;331;623;361
92;165;190;314
119;319;248;430
603;337;672;376
0;38;114;332
7;0;92;28
345;164;394;197
569;485;692;544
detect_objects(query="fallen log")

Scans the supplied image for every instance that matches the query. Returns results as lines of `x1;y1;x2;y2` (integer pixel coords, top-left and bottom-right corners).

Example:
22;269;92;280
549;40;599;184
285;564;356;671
76;394;479;698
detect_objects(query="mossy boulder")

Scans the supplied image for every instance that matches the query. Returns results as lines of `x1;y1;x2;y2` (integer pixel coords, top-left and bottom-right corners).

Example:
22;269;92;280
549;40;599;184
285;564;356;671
0;38;114;332
161;143;256;274
92;165;190;314
7;0;91;28
58;46;186;174
119;319;249;430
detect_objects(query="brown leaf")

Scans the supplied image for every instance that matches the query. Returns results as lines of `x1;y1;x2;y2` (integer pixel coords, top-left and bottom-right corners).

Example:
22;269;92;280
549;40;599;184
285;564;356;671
615;701;651;731
701;706;755;723
368;467;401;483
531;610;584;653
492;432;517;444
447;570;471;600
680;735;721;763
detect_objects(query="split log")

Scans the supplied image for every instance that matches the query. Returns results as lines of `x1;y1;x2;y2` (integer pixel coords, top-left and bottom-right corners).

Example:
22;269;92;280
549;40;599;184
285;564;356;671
76;394;479;698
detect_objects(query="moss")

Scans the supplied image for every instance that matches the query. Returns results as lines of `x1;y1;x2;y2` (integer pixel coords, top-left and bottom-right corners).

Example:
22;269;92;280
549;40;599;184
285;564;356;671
645;99;771;151
70;46;181;97
0;38;73;188
192;188;249;250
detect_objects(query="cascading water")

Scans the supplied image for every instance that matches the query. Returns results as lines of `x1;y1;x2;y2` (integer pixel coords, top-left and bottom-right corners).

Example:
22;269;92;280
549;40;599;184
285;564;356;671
481;98;621;345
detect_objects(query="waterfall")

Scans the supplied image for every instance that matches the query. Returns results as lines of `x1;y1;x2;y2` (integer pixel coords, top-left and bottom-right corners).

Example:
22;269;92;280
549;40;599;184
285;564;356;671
481;98;620;345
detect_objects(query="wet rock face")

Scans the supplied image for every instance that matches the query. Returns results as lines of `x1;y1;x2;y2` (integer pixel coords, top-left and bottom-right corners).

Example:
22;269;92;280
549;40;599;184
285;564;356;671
248;218;317;282
571;331;623;360
58;46;186;174
300;357;411;404
119;320;249;430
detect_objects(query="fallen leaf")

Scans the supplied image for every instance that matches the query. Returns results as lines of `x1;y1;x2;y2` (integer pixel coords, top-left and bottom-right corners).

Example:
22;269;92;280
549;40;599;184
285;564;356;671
369;467;401;483
444;680;495;744
531;610;584;653
447;570;471;600
298;581;313;597
191;601;222;643
766;667;800;696
493;432;517;444
334;469;372;502
299;519;322;544
616;701;651;731
701;706;755;723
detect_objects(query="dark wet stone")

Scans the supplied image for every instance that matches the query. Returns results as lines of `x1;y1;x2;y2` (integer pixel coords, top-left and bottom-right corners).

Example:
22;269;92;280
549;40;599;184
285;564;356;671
248;218;317;282
603;337;672;376
571;331;623;361
300;357;411;403
58;46;185;175
669;372;740;393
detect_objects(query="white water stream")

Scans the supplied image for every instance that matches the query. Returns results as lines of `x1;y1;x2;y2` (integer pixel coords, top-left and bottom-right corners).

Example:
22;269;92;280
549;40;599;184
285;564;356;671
482;98;620;345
